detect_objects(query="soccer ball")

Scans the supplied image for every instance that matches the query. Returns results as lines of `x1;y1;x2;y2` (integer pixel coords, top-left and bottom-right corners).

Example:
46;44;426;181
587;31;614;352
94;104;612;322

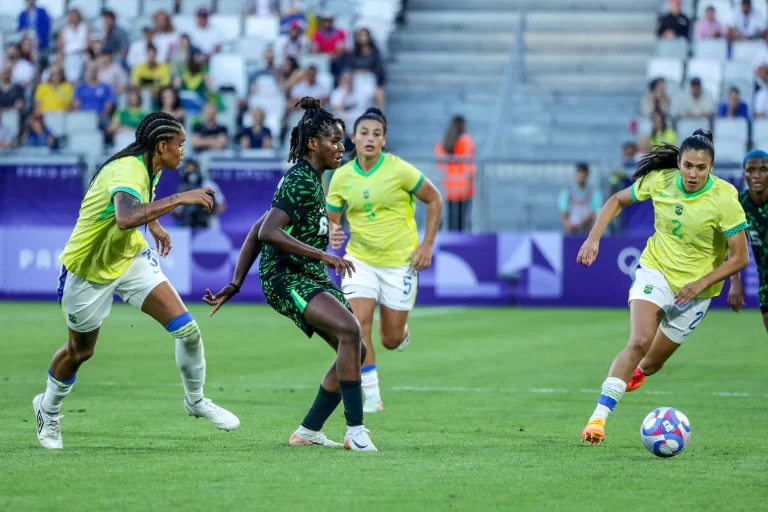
640;407;691;457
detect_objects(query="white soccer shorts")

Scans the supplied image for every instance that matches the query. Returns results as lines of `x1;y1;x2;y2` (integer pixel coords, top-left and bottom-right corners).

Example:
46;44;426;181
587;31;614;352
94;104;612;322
57;248;169;332
342;255;417;311
628;266;711;344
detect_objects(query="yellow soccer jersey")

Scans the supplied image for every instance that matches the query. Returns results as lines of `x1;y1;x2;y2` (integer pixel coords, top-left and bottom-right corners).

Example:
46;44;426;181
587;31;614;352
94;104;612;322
630;169;747;297
327;153;424;267
59;156;161;283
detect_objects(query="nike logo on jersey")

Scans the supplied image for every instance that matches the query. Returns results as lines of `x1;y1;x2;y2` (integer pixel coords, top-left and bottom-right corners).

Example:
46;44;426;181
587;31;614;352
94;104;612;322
659;192;670;197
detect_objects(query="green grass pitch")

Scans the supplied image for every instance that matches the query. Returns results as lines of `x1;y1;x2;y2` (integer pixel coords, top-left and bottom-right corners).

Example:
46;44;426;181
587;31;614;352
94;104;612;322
1;302;766;511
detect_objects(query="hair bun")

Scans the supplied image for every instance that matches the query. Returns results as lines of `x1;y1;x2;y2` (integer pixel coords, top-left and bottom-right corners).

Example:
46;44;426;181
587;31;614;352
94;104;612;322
693;129;713;142
296;97;322;110
364;107;384;117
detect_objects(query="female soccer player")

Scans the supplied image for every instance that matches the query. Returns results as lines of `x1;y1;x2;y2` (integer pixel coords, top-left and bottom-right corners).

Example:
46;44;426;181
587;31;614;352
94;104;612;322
34;112;239;450
324;107;443;413
204;97;377;451
576;130;749;445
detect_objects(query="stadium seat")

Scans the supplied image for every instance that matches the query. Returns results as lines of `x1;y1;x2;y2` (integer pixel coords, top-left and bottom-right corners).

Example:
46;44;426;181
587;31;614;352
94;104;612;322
300;54;331;74
180;0;213;16
655;39;688;60
245;16;280;41
44;112;67;137
714;117;749;145
66;111;99;135
687;59;722;99
173;16;197;37
68;131;104;155
141;89;154;111
253;74;281;96
37;0;65;19
353;71;378;94
217;0;243;15
104;0;140;21
647;57;684;86
237;37;268;64
0;0;23;16
210;54;247;97
210;15;241;44
142;0;175;17
113;130;135;150
1;109;19;137
732;40;765;64
696;0;733;26
359;0;399;22
693;39;727;61
716;140;747;163
724;61;754;84
753;119;768;147
69;0;103;20
676;118;710;138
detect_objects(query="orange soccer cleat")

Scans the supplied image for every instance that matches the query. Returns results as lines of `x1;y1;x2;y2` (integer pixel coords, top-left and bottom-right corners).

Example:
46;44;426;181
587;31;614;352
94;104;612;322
625;367;647;392
581;418;606;445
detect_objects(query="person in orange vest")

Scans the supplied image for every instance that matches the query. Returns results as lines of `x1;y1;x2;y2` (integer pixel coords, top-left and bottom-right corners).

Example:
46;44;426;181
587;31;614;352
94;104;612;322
435;115;476;231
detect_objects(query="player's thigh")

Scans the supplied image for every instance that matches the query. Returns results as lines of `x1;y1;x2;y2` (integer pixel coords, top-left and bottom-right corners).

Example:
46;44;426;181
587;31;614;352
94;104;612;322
341;256;380;302
58;265;117;333
349;298;377;337
303;290;361;341
628;266;672;342
115;248;182;327
660;298;711;344
378;265;417;312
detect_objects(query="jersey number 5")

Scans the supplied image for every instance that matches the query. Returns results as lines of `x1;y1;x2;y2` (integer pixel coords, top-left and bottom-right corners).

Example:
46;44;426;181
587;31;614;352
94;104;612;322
671;220;683;239
363;203;375;220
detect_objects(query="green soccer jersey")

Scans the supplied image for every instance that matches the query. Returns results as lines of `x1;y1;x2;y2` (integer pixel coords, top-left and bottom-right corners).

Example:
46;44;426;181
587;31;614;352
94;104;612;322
740;190;768;306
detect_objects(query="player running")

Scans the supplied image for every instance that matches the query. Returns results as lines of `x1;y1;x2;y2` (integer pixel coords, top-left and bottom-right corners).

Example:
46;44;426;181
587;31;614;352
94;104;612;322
34;112;239;450
576;130;749;445
325;107;443;413
204;97;376;451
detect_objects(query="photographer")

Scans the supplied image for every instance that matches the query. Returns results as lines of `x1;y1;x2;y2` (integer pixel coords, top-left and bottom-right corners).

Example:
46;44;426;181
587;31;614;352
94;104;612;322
174;159;225;228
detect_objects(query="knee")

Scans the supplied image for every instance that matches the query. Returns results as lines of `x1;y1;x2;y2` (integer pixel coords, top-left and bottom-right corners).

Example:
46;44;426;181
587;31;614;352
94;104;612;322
627;333;654;355
380;332;401;350
67;339;95;365
167;312;201;348
336;317;363;345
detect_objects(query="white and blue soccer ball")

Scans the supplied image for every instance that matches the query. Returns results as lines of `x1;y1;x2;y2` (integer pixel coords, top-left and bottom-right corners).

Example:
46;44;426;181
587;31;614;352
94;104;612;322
640;407;691;457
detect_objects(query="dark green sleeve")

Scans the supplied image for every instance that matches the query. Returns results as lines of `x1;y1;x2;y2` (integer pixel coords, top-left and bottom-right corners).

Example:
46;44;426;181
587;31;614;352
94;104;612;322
272;171;315;226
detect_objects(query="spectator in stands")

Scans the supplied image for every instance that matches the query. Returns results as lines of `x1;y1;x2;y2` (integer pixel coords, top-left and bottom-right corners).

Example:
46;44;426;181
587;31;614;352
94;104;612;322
312;12;347;79
0;67;25;112
191;102;229;152
20;36;38;69
152;11;178;63
754;31;768;83
131;45;171;94
71;64;114;131
330;71;374;134
5;44;35;89
249;46;281;87
558;163;602;236
108;87;146;136
97;50;128;97
58;8;89;84
169;34;196;73
643;110;677;151
279;22;311;59
640;78;672;118
278;56;303;98
280;6;309;35
290;65;331;108
127;27;153;70
34;66;73;113
244;0;280;16
695;5;724;39
190;8;222;57
621;141;638;168
159;86;186;124
720;86;750;119
175;50;217;108
729;0;765;42
435;115;476;232
656;0;690;40
0;112;13;149
174;158;227;228
17;0;51;52
238;107;273;149
679;77;715;120
754;86;768;117
22;107;56;149
99;10;130;61
345;28;386;109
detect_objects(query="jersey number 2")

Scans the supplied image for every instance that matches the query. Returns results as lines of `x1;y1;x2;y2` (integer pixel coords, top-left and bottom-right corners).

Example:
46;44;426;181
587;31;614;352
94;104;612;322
671;220;683;239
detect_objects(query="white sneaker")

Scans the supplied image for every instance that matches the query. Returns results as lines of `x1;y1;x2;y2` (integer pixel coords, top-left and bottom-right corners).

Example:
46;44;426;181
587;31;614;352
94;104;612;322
363;399;384;413
396;329;410;352
185;398;240;431
344;427;377;452
289;429;343;447
33;393;63;449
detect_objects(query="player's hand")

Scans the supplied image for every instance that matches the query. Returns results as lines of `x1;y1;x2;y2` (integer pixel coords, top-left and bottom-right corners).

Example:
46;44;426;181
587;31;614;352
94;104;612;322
148;221;172;257
728;279;745;313
321;253;356;278
675;280;705;308
203;285;238;317
577;236;600;266
329;223;346;250
178;187;215;212
409;243;433;271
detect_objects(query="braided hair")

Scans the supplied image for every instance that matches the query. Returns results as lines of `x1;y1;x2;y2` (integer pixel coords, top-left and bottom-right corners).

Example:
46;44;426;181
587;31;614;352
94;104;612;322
287;97;345;163
633;129;715;184
90;112;184;201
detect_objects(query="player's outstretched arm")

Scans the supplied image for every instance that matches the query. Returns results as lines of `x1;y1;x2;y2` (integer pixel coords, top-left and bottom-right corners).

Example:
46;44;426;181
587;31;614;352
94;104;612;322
258;207;355;277
577;187;633;266
113;188;215;230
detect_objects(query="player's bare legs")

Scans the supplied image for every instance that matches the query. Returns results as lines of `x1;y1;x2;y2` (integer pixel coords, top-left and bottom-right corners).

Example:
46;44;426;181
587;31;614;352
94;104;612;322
49;328;100;382
628;329;682;391
379;306;410;351
582;300;664;444
349;298;381;412
762;312;768;333
142;282;239;431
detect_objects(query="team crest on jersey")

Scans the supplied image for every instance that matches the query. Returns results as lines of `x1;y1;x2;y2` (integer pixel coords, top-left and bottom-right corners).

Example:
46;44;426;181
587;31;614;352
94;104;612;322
363;189;370;199
675;204;684;216
68;314;77;324
643;285;653;295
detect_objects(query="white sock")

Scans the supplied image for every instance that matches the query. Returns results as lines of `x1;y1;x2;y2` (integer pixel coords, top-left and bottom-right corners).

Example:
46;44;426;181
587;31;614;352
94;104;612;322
590;377;626;421
346;424;365;435
296;425;317;437
361;366;380;402
175;337;206;404
42;371;73;414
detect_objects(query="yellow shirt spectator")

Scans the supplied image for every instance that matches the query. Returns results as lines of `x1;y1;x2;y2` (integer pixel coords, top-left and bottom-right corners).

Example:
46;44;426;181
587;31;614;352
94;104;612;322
34;78;74;113
131;46;171;92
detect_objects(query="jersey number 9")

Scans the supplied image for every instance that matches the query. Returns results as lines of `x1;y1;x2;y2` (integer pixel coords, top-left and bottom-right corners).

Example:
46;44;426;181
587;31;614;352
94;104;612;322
363;203;376;221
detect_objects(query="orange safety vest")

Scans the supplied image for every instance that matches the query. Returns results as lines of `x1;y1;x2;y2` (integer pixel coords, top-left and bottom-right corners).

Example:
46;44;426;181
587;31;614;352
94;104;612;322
434;134;476;201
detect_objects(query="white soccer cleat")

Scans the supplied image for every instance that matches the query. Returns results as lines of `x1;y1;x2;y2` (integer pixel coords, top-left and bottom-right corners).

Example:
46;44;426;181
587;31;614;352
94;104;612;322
289;429;343;447
185;398;240;431
396;329;410;352
363;399;384;413
33;393;63;449
344;427;377;452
